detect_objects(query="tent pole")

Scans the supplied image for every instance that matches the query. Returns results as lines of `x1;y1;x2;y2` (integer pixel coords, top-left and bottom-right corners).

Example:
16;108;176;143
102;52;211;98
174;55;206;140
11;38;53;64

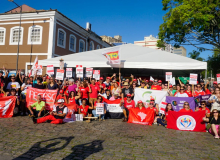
205;69;207;85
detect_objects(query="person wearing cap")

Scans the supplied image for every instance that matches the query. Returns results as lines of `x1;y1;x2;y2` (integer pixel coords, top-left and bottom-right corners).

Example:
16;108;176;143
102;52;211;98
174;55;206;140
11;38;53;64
6;75;20;93
151;79;162;90
138;81;147;89
56;89;67;103
147;101;159;124
96;77;106;90
33;77;45;89
120;93;135;122
213;81;218;88
136;100;146;110
104;77;111;90
28;94;45;118
32;99;68;124
121;82;134;99
149;97;159;114
158;80;162;86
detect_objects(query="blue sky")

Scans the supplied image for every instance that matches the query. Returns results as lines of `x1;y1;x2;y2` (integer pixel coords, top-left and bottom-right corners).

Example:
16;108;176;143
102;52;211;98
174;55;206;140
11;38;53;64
0;0;213;59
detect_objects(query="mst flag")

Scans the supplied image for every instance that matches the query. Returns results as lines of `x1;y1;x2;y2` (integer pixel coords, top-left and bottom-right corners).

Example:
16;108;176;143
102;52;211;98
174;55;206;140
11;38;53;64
167;111;206;132
128;108;155;125
102;46;120;64
0;96;16;118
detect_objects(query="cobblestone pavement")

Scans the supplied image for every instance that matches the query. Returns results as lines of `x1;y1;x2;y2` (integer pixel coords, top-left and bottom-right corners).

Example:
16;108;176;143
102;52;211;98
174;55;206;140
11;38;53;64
0;116;220;160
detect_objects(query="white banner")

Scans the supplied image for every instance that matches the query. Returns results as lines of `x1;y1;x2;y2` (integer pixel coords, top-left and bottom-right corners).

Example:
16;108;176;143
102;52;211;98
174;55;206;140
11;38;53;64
56;69;64;80
74;114;83;121
66;68;72;78
189;73;197;85
86;68;93;77
134;88;167;106
170;77;176;85
93;70;100;80
105;103;123;113
36;65;42;75
166;72;172;81
76;65;83;78
96;103;104;114
47;65;54;75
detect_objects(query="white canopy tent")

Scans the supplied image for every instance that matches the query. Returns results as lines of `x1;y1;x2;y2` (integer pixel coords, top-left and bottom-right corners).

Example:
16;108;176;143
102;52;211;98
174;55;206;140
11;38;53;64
39;44;207;79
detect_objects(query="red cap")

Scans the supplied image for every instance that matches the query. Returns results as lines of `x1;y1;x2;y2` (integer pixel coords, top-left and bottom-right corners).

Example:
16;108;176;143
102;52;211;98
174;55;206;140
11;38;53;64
150;97;155;101
146;80;149;82
158;80;162;83
59;90;64;93
127;93;131;97
100;77;104;80
138;100;143;103
46;76;50;79
169;85;172;88
213;81;217;84
133;79;137;81
107;77;111;79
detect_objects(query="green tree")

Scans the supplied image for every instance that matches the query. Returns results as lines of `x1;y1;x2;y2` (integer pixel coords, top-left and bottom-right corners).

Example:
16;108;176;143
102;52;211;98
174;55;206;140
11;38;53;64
188;50;204;61
157;0;220;51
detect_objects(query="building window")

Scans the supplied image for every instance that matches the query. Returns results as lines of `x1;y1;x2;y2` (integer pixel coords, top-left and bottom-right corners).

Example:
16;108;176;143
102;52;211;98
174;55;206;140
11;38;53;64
69;34;76;52
0;27;6;45
57;28;66;48
96;45;100;49
28;25;43;44
89;41;94;50
79;39;85;52
10;26;23;45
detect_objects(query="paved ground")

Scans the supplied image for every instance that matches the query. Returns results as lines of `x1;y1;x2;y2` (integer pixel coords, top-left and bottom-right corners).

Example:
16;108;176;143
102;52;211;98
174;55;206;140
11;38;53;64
0;116;220;160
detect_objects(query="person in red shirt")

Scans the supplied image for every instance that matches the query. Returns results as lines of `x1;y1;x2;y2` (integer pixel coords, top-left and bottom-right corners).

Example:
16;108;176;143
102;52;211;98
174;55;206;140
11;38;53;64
56;90;67;103
136;100;146;110
193;84;206;97
185;85;192;97
179;102;193;112
147;101;159;124
79;82;91;99
157;103;173;127
195;101;210;117
151;79;162;90
68;91;81;112
78;99;93;122
104;77;111;90
96;77;106;90
89;78;101;105
120;93;135;122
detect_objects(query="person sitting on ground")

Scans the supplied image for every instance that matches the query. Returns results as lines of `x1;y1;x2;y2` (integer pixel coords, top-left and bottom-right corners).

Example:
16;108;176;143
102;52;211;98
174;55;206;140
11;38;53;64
120;93;135;122
157;103;173;128
91;96;106;121
33;77;45;89
203;109;220;139
175;86;189;97
151;79;162;90
195;101;210;117
56;89;67;103
208;87;220;112
79;98;93;122
32;99;68;124
28;94;45;118
179;102;193;112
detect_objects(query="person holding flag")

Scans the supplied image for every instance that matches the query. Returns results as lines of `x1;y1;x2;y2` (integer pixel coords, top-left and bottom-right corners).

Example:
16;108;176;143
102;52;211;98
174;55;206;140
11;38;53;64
179;102;193;112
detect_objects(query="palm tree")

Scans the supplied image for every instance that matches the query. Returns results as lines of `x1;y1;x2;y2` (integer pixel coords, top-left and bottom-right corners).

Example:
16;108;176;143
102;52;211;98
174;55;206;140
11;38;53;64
188;50;204;61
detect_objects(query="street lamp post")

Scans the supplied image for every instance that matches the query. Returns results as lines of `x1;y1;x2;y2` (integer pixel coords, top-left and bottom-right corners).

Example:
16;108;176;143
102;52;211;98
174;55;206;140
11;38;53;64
8;0;22;74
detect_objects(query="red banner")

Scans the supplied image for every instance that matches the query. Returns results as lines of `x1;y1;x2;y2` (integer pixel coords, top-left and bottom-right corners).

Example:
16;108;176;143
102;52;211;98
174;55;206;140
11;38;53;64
0;96;16;118
128;108;155;125
26;88;58;110
167;111;206;132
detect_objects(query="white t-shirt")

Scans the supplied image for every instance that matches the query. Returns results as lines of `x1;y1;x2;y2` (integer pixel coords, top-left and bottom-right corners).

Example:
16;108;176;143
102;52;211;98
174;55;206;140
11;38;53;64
7;82;20;90
175;92;189;97
21;83;32;94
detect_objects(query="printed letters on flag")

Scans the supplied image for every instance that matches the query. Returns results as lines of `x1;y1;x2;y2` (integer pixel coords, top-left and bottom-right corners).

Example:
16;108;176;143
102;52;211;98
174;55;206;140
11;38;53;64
167;111;206;132
128;108;155;125
102;46;120;64
0;96;16;118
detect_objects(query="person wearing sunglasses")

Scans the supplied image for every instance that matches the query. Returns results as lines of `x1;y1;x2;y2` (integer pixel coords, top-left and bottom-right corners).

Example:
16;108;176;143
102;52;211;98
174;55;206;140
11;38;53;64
120;93;135;122
179;102;193;112
208;87;220;112
175;87;188;97
195;101;210;117
6;75;20;94
151;79;162;90
148;101;159;124
203;109;220;139
193;84;206;97
91;96;106;121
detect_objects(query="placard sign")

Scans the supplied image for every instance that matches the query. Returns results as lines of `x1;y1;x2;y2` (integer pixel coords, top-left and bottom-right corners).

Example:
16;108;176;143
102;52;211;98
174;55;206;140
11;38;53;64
47;65;54;75
96;103;104;114
56;69;64;80
36;65;43;75
74;114;83;121
217;74;220;84
76;65;83;78
189;73;198;84
86;68;93;77
66;68;72;78
166;72;172;81
93;70;100;80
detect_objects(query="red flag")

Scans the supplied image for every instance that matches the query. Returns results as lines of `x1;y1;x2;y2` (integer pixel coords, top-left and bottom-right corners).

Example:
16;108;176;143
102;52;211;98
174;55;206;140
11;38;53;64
128;108;155;125
102;96;121;104
0;96;16;118
167;111;206;132
29;56;38;77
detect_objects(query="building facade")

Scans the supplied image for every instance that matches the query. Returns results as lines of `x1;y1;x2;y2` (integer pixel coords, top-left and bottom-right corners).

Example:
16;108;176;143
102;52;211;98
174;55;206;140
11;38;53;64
0;5;111;73
100;35;122;44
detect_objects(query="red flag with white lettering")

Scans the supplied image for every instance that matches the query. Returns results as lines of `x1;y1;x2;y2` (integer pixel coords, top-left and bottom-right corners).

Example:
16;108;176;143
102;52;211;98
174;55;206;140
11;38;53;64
167;111;206;132
128;107;155;125
0;96;16;118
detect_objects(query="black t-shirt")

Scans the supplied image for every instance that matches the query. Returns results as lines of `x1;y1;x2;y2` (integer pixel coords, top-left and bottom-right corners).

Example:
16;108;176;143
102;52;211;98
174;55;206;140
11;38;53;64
54;106;67;119
209;116;220;125
48;83;58;90
33;84;45;89
122;87;133;97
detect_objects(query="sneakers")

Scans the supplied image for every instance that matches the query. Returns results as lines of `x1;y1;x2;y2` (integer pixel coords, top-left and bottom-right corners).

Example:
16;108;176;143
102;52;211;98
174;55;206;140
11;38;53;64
32;117;37;124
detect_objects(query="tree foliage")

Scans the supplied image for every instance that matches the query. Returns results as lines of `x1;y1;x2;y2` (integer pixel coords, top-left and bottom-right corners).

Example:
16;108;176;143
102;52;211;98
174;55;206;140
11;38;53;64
207;47;220;75
157;0;220;51
188;50;204;61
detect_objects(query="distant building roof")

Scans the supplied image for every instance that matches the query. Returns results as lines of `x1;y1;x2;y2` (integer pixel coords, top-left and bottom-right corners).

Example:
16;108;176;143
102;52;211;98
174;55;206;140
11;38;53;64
5;4;36;13
112;42;127;46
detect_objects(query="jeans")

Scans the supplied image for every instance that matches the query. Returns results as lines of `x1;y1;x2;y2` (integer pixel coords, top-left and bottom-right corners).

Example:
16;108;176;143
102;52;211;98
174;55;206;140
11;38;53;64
92;110;105;119
157;118;167;127
30;109;45;118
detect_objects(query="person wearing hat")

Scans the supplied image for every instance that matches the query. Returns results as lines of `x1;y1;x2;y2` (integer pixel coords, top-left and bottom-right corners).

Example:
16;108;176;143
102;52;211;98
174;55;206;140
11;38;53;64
149;97;159;114
138;81;147;89
96;77;106;90
104;77;111;90
158;80;162;86
32;99;68;124
136;100;146;110
120;93;135;122
151;79;162;90
121;82;134;99
213;81;218;88
147;101;159;124
56;89;67;103
28;94;45;118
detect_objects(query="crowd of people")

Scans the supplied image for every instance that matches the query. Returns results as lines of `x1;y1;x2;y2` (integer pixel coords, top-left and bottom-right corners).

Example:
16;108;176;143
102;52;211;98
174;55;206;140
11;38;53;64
0;68;220;138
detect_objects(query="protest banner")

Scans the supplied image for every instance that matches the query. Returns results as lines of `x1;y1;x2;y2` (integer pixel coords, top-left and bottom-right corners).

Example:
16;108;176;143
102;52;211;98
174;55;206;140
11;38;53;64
178;77;190;84
166;96;196;111
189;74;198;84
128;108;155;125
76;65;83;78
56;69;64;80
166;72;172;81
217;74;220;84
36;65;43;75
159;101;167;114
102;46;120;64
0;96;16;118
167;111;206;132
170;77;176;85
26;88;57;110
47;65;54;75
194;94;211;107
96;103;104;114
93;70;100;80
74;114;83;121
134;88;167;106
29;56;38;77
66;68;72;78
86;68;93;77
